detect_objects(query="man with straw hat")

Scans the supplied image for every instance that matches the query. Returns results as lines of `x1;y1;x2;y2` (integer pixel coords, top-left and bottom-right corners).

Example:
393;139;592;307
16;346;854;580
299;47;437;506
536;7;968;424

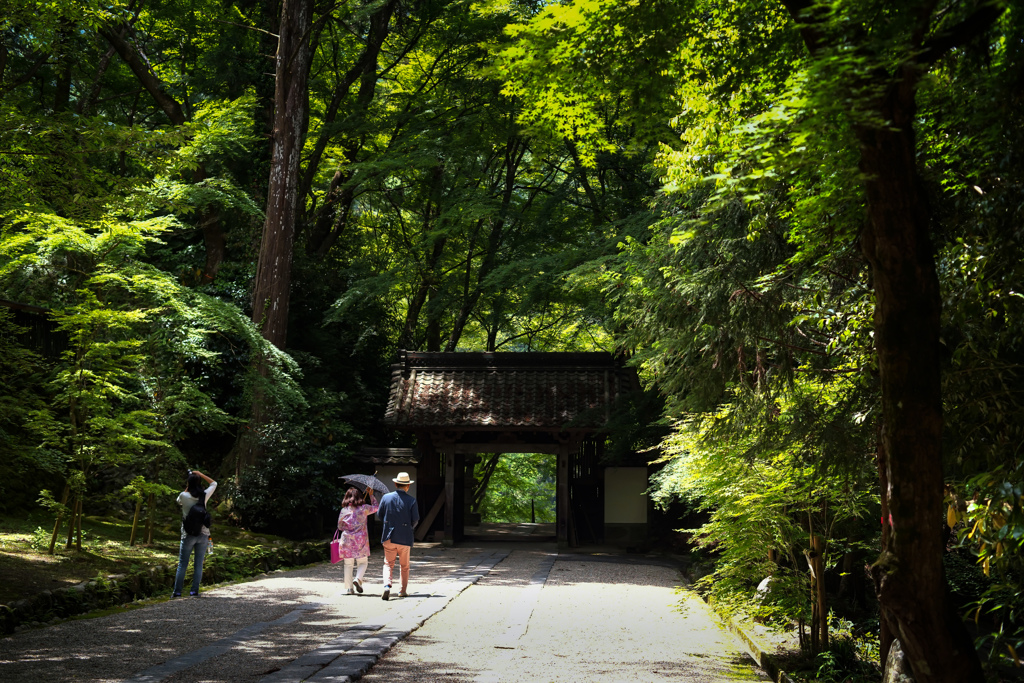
376;472;419;600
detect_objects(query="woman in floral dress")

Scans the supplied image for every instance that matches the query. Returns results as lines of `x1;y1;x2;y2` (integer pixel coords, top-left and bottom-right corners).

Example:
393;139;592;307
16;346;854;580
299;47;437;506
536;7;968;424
337;487;379;594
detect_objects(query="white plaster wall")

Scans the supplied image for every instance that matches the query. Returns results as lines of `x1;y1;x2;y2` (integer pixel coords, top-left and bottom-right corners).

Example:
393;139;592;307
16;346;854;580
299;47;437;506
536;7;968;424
604;467;648;524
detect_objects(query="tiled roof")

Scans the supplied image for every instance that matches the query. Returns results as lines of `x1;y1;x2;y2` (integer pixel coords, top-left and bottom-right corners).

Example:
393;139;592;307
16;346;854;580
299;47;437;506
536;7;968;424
384;352;639;430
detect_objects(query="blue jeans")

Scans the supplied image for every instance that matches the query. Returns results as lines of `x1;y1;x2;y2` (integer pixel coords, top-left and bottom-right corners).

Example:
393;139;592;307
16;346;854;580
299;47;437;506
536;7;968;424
173;534;208;595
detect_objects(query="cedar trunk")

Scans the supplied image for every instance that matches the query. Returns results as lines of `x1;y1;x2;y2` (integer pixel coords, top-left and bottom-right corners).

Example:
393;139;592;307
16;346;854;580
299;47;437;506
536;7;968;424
239;0;312;474
252;0;311;349
858;65;983;683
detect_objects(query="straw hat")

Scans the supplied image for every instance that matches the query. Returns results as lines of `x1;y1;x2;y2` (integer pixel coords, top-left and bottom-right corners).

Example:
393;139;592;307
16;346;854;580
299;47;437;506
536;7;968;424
392;472;414;485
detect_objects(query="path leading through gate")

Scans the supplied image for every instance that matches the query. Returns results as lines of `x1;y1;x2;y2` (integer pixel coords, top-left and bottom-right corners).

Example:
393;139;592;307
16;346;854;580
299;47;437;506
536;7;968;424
0;544;769;683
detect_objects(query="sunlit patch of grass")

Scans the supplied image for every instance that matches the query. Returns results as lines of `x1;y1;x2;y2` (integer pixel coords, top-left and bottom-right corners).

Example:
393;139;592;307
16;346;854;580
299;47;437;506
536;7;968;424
0;508;304;604
0;533;35;546
0;550;66;565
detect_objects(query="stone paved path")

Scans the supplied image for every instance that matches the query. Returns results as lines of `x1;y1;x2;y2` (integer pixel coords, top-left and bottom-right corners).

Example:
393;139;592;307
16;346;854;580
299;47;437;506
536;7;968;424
0;544;768;683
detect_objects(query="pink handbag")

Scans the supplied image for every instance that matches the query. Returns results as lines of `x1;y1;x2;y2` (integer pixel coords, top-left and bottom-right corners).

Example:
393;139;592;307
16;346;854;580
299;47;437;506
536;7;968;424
330;529;342;564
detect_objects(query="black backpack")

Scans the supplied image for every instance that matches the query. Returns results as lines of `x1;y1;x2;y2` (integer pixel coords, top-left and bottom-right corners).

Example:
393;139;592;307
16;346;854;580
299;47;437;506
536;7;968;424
183;494;212;536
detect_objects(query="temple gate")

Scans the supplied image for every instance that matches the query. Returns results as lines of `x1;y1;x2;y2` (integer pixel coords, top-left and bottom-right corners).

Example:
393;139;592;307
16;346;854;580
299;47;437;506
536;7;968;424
381;351;643;547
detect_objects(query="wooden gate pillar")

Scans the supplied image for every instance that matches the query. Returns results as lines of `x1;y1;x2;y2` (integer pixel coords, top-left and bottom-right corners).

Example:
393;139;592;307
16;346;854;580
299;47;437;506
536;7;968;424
443;452;455;546
416;436;443;535
557;446;570;548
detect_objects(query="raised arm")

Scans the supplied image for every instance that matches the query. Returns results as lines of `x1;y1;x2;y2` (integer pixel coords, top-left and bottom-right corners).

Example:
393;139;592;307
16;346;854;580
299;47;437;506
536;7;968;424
191;470;217;501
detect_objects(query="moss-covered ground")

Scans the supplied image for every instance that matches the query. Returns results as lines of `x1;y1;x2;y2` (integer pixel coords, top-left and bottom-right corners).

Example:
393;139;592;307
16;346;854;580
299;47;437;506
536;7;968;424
0;509;295;605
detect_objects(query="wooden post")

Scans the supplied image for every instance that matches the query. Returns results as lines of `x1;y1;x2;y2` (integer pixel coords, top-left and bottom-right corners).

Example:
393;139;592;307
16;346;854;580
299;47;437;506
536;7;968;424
76;499;83;551
557;447;570;548
65;497;79;549
129;497;142;546
453;453;465;542
415;493;446;542
48;484;70;554
416;438;442;529
444;452;454;547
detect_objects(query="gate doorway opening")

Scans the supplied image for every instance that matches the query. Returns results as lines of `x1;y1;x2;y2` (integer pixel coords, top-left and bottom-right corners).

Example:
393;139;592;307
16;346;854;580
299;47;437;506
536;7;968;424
472;453;556;524
463;452;556;542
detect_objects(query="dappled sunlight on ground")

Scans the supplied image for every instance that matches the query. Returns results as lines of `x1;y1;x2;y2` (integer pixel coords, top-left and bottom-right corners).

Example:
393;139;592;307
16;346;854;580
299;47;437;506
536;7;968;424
0;549;61;564
1;546;765;683
362;550;766;683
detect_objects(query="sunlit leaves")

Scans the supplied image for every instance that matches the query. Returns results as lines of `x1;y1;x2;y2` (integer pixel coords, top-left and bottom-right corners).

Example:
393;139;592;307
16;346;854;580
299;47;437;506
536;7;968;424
650;378;877;617
0;211;296;476
496;0;688;166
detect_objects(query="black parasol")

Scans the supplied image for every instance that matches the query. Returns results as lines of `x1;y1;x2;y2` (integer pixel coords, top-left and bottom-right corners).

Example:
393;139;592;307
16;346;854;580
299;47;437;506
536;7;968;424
340;473;391;495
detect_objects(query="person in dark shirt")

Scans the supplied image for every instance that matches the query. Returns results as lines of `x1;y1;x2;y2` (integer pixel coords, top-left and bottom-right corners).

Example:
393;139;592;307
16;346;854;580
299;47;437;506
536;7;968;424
376;472;419;600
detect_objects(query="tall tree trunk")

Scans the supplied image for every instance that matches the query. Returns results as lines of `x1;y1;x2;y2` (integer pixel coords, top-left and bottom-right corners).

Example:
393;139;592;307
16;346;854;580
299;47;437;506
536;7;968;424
812;532;827;651
859;64;984;683
52;23;73;113
776;3;1002;680
252;0;312;349
399;279;431;351
53;58;72;113
486;315;499;351
397;208;447;350
444;138;528;352
471;454;500;512
425;284;443;352
75;499;82;551
65;496;79;549
145;492;155;544
239;0;312;475
445;203;510;350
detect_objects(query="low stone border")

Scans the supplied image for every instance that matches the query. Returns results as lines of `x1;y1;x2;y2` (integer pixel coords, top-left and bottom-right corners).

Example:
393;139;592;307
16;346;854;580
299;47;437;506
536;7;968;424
0;540;329;636
668;551;799;683
713;605;800;683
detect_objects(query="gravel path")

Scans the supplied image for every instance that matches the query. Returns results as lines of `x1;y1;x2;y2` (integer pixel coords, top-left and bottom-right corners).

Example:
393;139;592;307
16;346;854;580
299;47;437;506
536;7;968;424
361;549;768;683
0;544;767;683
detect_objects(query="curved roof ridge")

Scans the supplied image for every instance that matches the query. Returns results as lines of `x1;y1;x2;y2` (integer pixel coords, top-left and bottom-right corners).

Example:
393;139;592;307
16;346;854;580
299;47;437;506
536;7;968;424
384;350;640;431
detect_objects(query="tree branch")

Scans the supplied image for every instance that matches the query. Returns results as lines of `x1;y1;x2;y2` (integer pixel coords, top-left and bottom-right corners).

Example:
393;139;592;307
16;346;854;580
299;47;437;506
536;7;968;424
211;18;278;38
756;335;830;357
777;0;828;56
0;51;50;100
99;25;185;125
917;2;1005;66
